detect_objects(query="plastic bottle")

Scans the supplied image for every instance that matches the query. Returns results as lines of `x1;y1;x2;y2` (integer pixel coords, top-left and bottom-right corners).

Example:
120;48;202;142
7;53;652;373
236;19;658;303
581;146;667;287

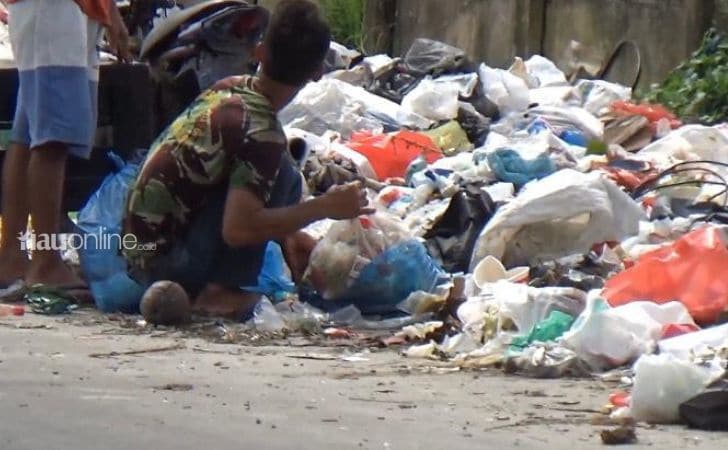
0;304;25;317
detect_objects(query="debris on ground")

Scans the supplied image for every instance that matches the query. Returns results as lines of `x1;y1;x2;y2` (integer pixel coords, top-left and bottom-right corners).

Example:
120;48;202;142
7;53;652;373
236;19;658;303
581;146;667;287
600;426;638;445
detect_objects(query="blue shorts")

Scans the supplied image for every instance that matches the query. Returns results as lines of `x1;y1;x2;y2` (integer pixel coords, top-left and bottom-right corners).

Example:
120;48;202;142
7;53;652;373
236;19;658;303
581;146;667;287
8;0;101;158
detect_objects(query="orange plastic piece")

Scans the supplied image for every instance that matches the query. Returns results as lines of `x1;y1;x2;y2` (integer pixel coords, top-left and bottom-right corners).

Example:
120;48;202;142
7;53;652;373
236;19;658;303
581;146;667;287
603;226;728;325
610;101;682;130
347;131;443;181
609;391;631;408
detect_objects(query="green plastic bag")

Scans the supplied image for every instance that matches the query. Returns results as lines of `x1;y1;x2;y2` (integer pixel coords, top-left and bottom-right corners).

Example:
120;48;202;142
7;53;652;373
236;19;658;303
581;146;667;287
511;310;575;350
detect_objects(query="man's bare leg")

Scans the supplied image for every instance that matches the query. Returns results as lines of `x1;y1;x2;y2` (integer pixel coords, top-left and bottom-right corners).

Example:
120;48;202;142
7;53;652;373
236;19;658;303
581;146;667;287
194;283;261;319
0;143;30;285
23;143;85;288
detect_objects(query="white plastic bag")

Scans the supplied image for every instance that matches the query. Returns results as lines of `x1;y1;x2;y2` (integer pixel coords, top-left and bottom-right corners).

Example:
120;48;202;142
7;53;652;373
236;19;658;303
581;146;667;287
524;55;568;88
479;63;530;116
402;77;460;121
494;283;586;333
631;353;721;424
658;323;728;361
637;125;728;166
284;127;378;179
455;283;586;343
574;80;632;116
562;295;696;370
526;105;604;141
470;169;645;268
279;79;431;138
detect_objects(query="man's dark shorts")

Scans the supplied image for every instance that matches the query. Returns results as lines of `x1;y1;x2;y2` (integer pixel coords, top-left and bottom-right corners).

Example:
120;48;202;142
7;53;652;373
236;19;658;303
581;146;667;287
129;153;302;298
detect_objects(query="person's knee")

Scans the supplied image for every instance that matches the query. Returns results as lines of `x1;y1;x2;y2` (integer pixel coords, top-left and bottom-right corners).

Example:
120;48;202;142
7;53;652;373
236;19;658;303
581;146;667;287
30;142;69;162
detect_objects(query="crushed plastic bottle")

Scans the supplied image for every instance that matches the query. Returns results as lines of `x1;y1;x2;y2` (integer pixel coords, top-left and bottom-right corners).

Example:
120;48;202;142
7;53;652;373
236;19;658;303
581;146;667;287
252;297;287;333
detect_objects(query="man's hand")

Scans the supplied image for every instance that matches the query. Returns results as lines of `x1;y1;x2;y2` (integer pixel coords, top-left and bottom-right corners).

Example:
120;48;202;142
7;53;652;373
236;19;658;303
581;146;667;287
281;231;318;283
320;181;375;220
106;4;132;62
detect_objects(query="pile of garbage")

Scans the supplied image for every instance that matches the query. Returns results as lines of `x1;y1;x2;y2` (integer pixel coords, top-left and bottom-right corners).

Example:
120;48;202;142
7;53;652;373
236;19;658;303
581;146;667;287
276;38;728;430
65;34;728;430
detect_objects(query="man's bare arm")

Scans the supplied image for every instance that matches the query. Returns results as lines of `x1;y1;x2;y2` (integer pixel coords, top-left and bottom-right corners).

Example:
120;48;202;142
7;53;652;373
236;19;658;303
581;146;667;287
222;181;373;248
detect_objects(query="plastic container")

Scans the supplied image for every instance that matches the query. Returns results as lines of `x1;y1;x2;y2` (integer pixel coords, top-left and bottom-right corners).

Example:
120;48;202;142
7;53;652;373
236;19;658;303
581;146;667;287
473;255;529;288
631;353;720;424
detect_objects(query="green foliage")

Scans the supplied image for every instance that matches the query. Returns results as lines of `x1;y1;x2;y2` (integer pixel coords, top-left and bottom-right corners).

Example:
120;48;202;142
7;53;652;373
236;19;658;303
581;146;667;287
643;29;728;124
319;0;364;50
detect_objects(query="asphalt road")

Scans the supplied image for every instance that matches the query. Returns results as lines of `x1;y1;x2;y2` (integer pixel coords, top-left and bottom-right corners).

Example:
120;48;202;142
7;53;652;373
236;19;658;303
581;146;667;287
0;313;725;450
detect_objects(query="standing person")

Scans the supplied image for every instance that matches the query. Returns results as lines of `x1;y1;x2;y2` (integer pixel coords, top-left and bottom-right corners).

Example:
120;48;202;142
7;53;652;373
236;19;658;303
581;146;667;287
123;0;372;319
0;0;130;297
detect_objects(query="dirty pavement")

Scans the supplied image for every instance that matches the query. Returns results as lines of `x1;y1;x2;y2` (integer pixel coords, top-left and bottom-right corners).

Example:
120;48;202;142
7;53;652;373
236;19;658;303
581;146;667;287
0;312;724;450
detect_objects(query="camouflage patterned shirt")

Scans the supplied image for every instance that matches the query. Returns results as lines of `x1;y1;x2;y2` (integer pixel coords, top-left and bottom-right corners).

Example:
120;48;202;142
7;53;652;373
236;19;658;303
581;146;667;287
123;75;286;269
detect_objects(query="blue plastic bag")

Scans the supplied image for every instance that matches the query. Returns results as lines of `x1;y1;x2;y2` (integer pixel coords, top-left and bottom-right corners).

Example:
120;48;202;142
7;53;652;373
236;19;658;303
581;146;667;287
242;241;296;302
487;148;556;189
338;240;444;315
76;152;145;313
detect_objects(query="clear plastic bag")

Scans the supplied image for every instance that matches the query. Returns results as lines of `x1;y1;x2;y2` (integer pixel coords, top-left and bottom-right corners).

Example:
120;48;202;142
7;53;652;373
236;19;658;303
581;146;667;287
404;38;470;76
304;214;410;301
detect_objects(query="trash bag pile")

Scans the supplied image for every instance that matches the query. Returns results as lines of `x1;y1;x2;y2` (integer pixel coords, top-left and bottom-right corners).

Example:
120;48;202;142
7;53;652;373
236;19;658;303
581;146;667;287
277;38;728;430
69;35;728;430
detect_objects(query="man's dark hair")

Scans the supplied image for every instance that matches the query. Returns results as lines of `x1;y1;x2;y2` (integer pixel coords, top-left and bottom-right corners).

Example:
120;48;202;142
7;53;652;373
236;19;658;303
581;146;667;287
262;0;331;86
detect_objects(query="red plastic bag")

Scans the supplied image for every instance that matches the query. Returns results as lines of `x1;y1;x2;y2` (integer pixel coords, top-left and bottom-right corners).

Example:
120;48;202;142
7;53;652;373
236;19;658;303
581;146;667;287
603;226;728;325
610;101;682;131
347;131;443;181
661;323;700;340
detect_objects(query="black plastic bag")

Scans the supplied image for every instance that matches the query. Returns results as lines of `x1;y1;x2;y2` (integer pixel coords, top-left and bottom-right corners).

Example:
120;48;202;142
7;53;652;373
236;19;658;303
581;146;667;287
404;38;473;77
457;102;491;147
369;66;420;104
680;384;728;431
424;187;496;273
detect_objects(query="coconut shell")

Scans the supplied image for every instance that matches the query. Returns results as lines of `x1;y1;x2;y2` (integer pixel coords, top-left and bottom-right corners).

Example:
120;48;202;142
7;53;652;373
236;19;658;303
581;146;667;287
140;281;191;326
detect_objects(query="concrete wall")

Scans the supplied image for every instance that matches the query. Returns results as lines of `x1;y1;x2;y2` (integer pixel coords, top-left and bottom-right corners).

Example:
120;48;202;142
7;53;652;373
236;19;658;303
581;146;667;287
542;0;711;89
367;0;718;89
390;0;543;69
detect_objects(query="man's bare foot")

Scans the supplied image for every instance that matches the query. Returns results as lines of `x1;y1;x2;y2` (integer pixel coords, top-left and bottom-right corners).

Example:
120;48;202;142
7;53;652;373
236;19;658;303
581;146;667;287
24;254;93;303
25;255;84;286
194;284;261;320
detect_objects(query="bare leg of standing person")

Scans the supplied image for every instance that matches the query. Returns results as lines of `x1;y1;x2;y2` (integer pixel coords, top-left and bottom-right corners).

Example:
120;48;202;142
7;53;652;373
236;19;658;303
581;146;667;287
0;143;30;285
23;143;86;291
